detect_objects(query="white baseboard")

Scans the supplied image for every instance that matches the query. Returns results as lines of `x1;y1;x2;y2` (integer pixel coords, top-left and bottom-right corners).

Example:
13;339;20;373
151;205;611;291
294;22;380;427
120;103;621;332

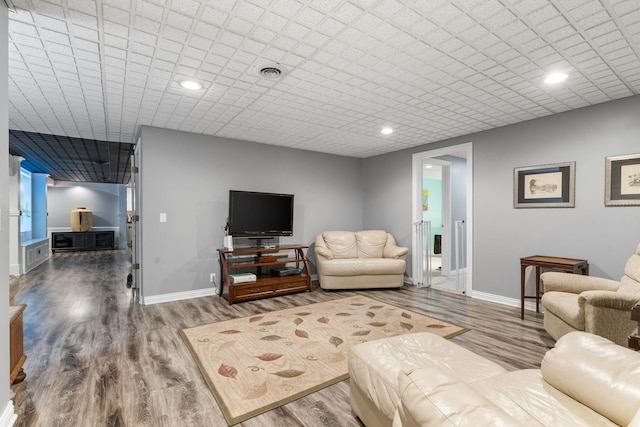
142;287;218;305
403;279;539;313
470;290;540;312
0;400;17;427
9;264;20;276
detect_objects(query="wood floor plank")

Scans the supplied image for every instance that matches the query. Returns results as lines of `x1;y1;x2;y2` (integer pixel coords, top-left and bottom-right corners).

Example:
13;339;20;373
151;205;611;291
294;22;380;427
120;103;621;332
10;250;552;426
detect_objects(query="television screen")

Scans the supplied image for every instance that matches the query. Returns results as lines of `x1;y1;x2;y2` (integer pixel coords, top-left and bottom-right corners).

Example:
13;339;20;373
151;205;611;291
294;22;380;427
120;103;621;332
228;190;294;237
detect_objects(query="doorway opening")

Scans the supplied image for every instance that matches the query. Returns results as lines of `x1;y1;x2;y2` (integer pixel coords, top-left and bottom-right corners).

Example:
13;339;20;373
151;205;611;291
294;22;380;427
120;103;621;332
412;143;473;295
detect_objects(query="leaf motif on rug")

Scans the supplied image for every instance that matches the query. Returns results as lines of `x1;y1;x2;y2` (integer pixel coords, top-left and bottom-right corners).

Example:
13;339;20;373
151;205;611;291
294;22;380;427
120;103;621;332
329;336;344;347
271;369;305;378
368;321;387;327
295;329;309;338
218;363;237;379
243;381;267;400
256;353;283;361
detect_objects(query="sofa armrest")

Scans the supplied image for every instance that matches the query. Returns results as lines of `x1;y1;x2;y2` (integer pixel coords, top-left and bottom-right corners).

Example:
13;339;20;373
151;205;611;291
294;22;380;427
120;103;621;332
541;272;619;294
541;331;640;427
384;245;409;259
579;290;640;310
315;246;333;260
397;366;523;427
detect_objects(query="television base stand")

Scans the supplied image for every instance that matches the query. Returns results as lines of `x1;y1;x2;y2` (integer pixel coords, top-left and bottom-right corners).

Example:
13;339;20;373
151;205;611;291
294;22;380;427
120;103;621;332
218;244;312;305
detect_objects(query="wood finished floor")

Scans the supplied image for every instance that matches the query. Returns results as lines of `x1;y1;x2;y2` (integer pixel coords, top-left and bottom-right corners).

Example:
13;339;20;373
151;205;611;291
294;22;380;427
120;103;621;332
10;250;554;427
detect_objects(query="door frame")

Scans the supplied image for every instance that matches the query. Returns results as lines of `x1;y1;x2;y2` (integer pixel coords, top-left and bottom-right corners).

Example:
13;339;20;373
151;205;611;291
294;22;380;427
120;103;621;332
132;138;142;303
411;142;473;294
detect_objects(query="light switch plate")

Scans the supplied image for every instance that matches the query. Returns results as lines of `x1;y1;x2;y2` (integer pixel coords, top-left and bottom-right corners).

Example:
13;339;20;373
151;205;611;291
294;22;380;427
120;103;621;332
160;213;167;222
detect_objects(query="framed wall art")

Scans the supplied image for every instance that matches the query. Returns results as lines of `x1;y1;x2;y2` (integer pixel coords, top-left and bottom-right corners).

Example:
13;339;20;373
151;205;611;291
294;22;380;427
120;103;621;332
514;161;575;208
605;153;640;207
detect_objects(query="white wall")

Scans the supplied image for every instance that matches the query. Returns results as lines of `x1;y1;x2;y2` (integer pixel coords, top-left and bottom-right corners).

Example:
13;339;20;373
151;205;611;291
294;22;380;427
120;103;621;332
137;126;363;301
363;95;640;301
1;3;15;425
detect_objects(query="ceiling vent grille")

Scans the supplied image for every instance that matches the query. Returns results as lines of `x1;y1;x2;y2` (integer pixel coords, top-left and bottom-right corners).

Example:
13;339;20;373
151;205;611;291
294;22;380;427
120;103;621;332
255;61;287;80
260;66;282;79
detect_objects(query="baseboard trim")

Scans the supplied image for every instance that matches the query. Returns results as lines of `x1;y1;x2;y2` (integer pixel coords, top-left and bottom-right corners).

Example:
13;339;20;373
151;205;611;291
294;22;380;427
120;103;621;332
142;288;218;305
0;400;17;427
9;264;20;276
403;281;539;313
470;290;539;312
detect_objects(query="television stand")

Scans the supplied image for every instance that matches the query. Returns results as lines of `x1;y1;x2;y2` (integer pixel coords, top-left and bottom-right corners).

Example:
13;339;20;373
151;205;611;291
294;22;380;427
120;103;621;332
218;244;312;305
247;238;275;249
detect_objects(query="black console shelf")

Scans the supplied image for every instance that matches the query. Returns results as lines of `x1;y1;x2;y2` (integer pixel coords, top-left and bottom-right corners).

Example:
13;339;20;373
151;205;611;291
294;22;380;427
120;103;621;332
51;231;115;253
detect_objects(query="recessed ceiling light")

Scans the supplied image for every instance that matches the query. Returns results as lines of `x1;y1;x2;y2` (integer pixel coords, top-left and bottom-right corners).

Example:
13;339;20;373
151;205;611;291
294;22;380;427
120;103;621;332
180;80;202;90
381;127;393;135
544;72;568;84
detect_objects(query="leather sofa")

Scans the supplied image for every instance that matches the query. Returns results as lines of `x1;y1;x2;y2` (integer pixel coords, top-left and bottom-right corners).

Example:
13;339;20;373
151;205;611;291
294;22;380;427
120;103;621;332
314;230;408;290
348;331;640;426
541;243;640;346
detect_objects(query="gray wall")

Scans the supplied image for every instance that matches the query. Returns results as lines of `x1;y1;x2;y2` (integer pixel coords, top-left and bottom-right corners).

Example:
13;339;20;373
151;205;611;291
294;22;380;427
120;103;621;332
363;95;640;300
138;126;363;299
1;2;11;417
47;182;127;249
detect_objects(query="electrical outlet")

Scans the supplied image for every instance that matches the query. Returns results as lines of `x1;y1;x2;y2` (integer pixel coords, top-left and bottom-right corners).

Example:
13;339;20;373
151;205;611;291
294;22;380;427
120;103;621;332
210;273;216;283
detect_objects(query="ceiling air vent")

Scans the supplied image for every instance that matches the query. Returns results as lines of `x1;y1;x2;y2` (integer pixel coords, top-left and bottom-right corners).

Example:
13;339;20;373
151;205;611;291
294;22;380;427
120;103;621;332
255;61;287;80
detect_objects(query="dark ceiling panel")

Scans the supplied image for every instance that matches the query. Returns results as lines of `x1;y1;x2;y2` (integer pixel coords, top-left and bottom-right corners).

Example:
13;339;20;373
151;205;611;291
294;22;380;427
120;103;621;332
9;130;134;185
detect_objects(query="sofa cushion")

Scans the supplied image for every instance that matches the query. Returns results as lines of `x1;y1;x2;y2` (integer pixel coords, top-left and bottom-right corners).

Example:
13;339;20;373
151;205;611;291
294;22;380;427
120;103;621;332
540;291;584;330
472;369;617;426
319;258;406;276
355;230;387;258
322;231;358;259
397;365;523;427
541;331;640;426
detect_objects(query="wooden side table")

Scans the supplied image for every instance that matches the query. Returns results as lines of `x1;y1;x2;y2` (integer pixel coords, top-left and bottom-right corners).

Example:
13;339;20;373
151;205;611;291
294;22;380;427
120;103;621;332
10;304;27;385
520;256;588;319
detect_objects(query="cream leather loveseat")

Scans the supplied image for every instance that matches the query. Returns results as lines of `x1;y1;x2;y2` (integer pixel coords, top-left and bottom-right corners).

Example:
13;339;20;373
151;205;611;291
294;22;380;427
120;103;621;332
349;331;640;427
314;230;408;290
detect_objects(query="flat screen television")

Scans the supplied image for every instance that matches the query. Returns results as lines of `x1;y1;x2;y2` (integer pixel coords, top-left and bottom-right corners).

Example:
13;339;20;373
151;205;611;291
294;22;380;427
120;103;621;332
228;190;294;237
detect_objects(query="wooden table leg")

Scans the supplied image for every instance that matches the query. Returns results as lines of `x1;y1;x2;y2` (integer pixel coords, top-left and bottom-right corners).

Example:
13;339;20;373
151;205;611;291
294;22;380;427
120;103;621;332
535;266;541;313
520;264;527;319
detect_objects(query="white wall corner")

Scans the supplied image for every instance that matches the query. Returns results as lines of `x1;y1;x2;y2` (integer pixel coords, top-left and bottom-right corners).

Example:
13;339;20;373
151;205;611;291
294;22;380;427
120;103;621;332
0;400;17;427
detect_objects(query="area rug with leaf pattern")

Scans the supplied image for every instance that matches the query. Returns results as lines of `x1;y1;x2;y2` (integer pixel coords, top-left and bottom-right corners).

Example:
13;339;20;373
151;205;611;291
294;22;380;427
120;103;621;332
180;295;468;425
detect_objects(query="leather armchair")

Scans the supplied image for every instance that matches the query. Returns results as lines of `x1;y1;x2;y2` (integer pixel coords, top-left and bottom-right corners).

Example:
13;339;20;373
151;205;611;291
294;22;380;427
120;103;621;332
541;244;640;346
